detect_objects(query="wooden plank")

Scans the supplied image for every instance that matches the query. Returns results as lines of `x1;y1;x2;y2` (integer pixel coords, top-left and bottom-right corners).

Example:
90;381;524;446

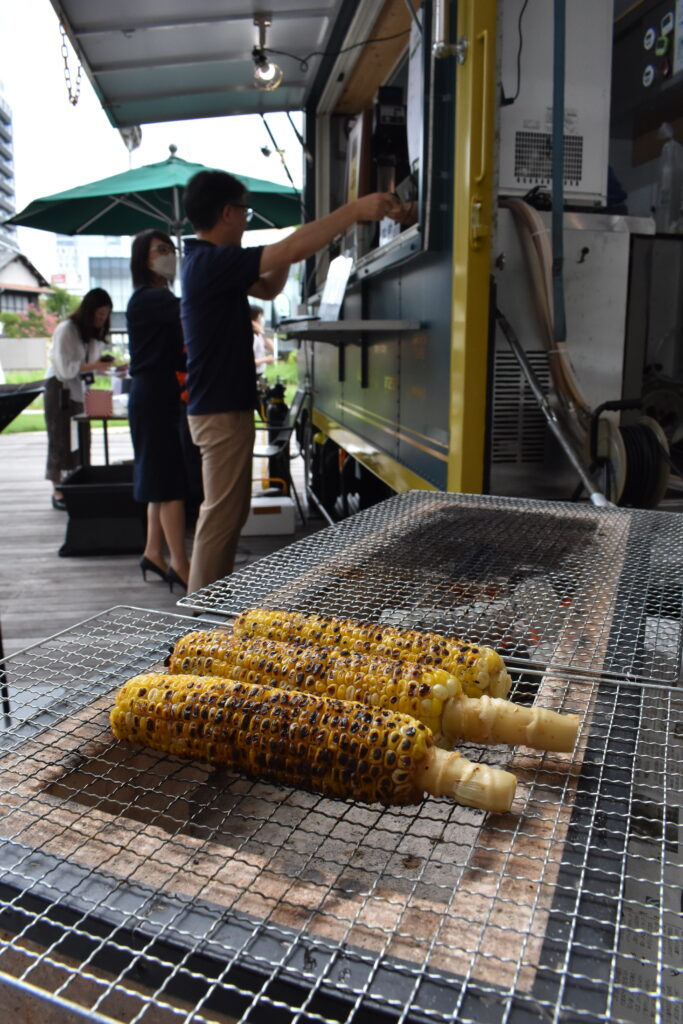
0;430;316;659
335;0;419;115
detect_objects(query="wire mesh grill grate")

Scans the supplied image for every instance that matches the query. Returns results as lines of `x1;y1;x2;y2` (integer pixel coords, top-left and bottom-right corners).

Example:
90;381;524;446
0;606;680;1023
179;492;683;684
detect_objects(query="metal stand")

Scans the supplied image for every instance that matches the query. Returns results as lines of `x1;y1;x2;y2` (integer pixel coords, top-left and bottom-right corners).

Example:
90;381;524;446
496;308;611;507
253;388;308;526
0;615;10;724
76;414;117;466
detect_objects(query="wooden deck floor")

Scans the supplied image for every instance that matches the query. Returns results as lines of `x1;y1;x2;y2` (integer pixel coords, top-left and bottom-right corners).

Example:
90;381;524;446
0;426;322;659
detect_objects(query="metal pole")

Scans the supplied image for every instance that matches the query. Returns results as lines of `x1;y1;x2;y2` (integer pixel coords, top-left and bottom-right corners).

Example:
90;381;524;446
172;185;183;270
0;615;10;725
496;308;611;507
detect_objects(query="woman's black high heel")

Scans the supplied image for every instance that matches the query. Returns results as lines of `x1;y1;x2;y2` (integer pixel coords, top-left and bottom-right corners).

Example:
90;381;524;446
166;566;187;592
140;555;167;582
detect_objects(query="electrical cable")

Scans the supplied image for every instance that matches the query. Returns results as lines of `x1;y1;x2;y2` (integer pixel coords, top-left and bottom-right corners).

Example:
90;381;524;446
501;0;530;106
401;0;423;33
286;112;313;165
260;114;299;195
266;29;411;73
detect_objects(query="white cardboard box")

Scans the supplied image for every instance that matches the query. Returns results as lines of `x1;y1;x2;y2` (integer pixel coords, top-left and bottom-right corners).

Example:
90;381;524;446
241;494;296;536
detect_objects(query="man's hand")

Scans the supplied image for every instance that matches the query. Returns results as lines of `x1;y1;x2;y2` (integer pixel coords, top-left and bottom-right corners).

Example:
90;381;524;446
353;192;404;222
260;191;405;277
393;199;418;226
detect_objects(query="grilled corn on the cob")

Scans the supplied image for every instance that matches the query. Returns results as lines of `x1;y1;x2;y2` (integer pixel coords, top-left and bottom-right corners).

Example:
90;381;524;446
168;631;579;752
232;608;512;699
111;674;516;812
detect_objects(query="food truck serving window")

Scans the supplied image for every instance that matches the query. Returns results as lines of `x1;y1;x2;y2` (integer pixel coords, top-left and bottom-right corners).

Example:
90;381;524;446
312;1;429;288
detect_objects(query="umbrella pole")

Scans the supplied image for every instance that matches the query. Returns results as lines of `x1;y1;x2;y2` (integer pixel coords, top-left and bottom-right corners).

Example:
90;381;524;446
172;186;183;269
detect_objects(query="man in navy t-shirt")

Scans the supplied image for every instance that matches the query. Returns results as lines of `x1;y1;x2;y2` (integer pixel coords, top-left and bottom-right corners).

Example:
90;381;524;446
181;169;403;592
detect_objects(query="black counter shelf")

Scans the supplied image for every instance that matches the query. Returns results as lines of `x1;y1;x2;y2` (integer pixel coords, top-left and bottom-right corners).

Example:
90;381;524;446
278;319;421;340
278;319;422;386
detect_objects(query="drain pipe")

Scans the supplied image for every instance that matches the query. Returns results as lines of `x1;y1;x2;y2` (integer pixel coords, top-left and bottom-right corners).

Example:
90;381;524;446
551;0;567;342
496;309;611;507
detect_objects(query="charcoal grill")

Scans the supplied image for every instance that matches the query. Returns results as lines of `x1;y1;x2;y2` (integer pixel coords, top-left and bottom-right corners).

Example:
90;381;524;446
0;601;681;1024
179;491;683;685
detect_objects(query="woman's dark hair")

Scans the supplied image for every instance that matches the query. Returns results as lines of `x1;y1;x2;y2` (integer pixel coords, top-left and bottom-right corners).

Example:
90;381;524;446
249;304;264;321
183;170;246;231
70;287;112;342
130;228;175;288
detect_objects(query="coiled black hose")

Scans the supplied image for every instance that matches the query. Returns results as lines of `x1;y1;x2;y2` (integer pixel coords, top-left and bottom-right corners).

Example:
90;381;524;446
619;423;666;508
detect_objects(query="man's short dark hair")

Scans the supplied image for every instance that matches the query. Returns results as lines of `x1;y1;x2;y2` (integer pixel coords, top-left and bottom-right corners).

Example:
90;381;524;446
183;170;247;231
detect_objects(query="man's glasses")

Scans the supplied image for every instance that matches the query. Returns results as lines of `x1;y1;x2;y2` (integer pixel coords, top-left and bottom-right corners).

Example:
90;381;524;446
231;203;254;223
150;243;177;255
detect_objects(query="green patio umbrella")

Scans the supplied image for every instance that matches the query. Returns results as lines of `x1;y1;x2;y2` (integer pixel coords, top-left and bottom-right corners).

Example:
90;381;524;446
5;149;302;252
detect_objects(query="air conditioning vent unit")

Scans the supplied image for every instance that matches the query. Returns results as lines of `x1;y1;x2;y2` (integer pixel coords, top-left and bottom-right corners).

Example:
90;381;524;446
491;350;551;465
499;0;613;205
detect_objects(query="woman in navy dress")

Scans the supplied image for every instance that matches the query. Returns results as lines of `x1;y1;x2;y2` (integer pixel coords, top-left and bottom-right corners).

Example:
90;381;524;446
127;229;190;589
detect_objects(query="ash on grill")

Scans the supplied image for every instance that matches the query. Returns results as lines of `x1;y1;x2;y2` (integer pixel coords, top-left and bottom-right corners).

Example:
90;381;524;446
1;605;681;1023
181;492;683;684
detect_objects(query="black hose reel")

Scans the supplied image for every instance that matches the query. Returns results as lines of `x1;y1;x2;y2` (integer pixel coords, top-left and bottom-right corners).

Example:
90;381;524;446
589;400;670;508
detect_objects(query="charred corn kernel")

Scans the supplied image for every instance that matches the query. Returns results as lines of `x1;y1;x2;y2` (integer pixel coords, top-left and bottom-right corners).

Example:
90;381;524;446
110;673;517;812
168;632;579;753
232;608;512;699
169;631;452;737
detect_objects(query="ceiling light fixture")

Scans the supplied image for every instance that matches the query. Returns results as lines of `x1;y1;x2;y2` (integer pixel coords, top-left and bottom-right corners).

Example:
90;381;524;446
252;15;283;91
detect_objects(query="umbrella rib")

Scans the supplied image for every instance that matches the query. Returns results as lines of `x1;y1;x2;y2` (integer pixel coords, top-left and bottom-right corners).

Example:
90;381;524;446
74;198;126;233
120;192;175;222
251;210;278;229
74;193;175;233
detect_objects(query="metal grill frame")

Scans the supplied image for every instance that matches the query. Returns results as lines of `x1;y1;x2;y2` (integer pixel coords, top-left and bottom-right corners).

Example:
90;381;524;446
179;492;683;686
0;605;680;1024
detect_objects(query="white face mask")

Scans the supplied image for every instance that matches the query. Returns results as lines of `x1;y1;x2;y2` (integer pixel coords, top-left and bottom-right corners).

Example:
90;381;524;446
150;253;177;280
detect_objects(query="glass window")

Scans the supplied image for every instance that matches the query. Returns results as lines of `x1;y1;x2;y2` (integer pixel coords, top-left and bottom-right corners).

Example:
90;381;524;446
89;256;131;313
0;292;30;313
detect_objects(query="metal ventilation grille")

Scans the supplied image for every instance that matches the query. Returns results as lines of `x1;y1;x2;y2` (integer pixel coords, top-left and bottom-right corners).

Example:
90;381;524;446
0;606;680;1023
514;131;584;186
492;350;550;463
180;492;683;684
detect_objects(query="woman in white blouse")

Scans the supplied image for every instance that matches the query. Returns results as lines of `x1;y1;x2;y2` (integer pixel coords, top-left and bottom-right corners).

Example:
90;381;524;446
44;288;113;509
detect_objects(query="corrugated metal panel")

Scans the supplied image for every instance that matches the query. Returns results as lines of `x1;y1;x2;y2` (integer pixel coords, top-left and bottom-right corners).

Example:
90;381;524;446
491;349;550;465
49;0;348;125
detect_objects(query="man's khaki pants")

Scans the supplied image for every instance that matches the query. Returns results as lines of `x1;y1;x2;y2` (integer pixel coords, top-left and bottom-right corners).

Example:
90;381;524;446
187;410;255;593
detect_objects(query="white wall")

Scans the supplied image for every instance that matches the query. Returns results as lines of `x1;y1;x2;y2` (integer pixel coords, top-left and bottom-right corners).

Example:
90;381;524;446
0;336;48;371
0;258;41;287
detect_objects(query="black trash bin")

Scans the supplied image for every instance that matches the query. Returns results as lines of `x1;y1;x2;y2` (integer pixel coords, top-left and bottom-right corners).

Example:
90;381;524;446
59;464;146;556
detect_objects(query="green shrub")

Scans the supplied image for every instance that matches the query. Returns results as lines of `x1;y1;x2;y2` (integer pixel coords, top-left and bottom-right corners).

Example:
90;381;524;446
3;411;46;434
1;370;113;433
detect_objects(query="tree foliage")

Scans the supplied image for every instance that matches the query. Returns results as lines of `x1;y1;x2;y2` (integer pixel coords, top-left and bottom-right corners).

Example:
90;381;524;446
0;303;59;338
44;286;80;318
